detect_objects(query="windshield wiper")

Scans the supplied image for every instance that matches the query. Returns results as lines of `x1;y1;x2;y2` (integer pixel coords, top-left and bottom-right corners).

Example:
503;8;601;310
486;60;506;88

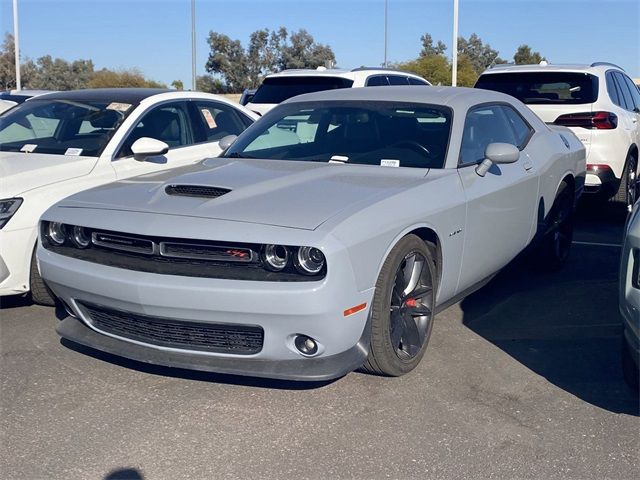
225;152;256;159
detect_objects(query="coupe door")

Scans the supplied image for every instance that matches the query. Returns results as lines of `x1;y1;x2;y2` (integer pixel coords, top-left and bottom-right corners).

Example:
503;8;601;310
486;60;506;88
456;104;539;293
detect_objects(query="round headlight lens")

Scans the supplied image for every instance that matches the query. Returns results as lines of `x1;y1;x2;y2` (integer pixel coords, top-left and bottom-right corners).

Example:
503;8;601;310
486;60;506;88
71;226;91;248
47;222;66;245
263;244;289;271
295;246;325;275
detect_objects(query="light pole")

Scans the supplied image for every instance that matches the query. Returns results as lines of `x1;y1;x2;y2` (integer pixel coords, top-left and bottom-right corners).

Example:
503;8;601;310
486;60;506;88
13;0;21;91
383;0;388;67
451;0;458;86
191;0;196;90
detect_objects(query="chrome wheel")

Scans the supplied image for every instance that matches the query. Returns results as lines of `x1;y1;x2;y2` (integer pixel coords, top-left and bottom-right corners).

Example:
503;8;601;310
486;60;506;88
389;251;434;360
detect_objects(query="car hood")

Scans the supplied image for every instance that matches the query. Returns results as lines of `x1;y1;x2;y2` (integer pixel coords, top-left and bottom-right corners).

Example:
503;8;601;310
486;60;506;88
59;158;429;230
0;151;98;197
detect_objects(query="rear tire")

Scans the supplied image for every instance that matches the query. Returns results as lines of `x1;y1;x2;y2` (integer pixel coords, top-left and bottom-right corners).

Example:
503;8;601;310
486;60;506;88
537;182;574;271
362;235;437;377
612;154;637;212
29;251;56;306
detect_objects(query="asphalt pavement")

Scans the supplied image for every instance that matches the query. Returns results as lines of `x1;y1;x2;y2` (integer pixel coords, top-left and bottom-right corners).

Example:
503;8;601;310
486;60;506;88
1;203;638;480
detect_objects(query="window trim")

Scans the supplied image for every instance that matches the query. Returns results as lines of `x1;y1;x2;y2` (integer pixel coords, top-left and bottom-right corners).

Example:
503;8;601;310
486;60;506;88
457;101;534;168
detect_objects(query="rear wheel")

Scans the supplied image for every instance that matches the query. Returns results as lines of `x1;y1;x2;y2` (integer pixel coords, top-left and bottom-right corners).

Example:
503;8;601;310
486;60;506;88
362;235;437;376
538;182;574;270
29;250;56;306
612;154;638;212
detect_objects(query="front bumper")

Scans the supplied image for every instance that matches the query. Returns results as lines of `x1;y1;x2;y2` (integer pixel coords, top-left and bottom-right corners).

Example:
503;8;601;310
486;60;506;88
39;244;374;381
0;226;37;296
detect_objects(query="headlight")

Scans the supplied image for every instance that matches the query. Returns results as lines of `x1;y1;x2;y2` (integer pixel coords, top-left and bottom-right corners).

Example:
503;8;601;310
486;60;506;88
262;244;289;271
294;246;325;275
71;226;91;248
0;198;23;229
46;222;66;245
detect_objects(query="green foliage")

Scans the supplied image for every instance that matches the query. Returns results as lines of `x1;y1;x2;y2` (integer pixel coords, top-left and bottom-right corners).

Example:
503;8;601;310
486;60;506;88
396;53;478;87
205;27;335;92
171;80;184;90
457;33;506;75
420;33;447;57
513;44;545;65
0;32;164;90
196;74;228;94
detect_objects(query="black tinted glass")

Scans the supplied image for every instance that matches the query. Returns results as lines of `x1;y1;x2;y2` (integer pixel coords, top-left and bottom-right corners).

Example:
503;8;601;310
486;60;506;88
475;72;599;104
251;77;354;104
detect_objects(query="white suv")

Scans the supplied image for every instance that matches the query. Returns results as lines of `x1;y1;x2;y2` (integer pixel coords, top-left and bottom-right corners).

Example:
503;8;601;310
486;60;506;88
246;67;431;116
475;63;640;209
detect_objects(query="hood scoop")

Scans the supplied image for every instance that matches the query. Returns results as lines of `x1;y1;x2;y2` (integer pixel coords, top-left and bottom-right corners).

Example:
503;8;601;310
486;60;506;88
165;184;231;199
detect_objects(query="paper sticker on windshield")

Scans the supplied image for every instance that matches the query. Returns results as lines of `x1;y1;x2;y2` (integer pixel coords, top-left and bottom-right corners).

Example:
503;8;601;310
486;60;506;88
381;159;400;167
201;109;217;129
65;148;83;156
106;102;132;112
20;144;37;153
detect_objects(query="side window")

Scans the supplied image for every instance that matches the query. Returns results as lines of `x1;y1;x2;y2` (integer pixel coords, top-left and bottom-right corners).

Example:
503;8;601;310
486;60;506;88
408;77;428;85
621;74;640;110
192;102;247;142
501;105;533;149
459;105;518;166
606;72;621;107
366;75;389;87
613;72;633;111
117;102;192;158
388;75;410;85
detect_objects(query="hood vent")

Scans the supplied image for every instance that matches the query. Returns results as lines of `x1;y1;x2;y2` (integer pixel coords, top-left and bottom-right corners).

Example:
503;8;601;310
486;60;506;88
165;184;231;198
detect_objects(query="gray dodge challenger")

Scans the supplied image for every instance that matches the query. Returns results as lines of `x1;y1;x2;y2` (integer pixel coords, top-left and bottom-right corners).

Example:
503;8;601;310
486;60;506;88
38;86;586;381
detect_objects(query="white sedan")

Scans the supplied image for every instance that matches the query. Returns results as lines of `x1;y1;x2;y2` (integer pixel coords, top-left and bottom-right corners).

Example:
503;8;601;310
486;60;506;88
0;88;258;304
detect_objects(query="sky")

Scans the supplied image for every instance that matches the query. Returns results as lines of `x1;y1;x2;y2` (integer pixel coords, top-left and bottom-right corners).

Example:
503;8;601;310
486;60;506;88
1;0;639;88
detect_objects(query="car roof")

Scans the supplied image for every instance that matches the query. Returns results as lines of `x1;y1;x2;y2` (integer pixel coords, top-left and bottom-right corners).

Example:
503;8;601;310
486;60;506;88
479;62;625;75
33;88;171;104
266;67;425;80
282;85;515;109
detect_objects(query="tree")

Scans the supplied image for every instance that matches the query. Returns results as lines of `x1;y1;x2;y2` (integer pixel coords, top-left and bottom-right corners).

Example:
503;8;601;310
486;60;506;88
205;27;336;92
196;74;228;93
171;80;184;90
513;44;545;65
27;55;94;90
397;53;478;87
420;33;447;57
88;68;165;88
457;33;506;74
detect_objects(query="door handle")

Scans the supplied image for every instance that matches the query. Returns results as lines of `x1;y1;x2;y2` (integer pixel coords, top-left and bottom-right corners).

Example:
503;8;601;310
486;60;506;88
523;161;534;171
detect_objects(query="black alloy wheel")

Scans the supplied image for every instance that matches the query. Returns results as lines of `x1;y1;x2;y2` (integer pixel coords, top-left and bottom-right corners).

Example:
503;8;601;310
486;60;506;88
362;235;437;376
538;182;574;271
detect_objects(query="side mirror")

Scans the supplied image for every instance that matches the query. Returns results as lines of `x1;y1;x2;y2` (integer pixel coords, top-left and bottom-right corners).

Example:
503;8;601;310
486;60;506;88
219;134;238;151
131;137;169;161
476;142;519;177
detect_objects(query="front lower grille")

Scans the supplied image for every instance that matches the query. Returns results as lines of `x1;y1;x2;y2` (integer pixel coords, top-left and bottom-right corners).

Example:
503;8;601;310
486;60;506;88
80;302;263;355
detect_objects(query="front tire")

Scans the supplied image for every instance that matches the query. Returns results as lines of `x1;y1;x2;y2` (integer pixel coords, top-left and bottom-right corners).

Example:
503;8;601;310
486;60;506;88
29;251;56;306
362;235;437;377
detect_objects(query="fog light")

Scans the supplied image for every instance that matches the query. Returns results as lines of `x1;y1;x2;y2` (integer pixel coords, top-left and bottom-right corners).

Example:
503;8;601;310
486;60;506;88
294;335;318;356
47;222;66;245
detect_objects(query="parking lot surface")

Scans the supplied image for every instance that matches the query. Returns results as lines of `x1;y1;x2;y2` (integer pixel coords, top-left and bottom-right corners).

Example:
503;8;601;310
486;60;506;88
1;205;638;480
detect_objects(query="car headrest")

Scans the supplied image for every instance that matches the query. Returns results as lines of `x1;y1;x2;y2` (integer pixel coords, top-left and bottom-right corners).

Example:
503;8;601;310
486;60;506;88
89;109;121;129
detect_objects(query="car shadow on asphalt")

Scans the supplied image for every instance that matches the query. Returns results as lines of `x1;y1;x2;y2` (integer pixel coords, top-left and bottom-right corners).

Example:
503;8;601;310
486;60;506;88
460;243;639;416
60;338;338;391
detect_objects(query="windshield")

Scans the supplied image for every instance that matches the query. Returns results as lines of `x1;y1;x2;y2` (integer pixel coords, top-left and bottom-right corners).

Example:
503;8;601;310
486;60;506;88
251;77;354;104
475;72;599;104
225;101;452;169
0;98;135;156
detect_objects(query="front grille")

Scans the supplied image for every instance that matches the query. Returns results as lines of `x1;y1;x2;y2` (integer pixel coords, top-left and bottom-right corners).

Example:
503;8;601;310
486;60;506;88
80;302;263;355
165;184;231;198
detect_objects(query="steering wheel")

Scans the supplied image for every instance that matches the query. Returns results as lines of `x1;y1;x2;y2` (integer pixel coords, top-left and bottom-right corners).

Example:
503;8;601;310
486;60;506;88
389;141;431;157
